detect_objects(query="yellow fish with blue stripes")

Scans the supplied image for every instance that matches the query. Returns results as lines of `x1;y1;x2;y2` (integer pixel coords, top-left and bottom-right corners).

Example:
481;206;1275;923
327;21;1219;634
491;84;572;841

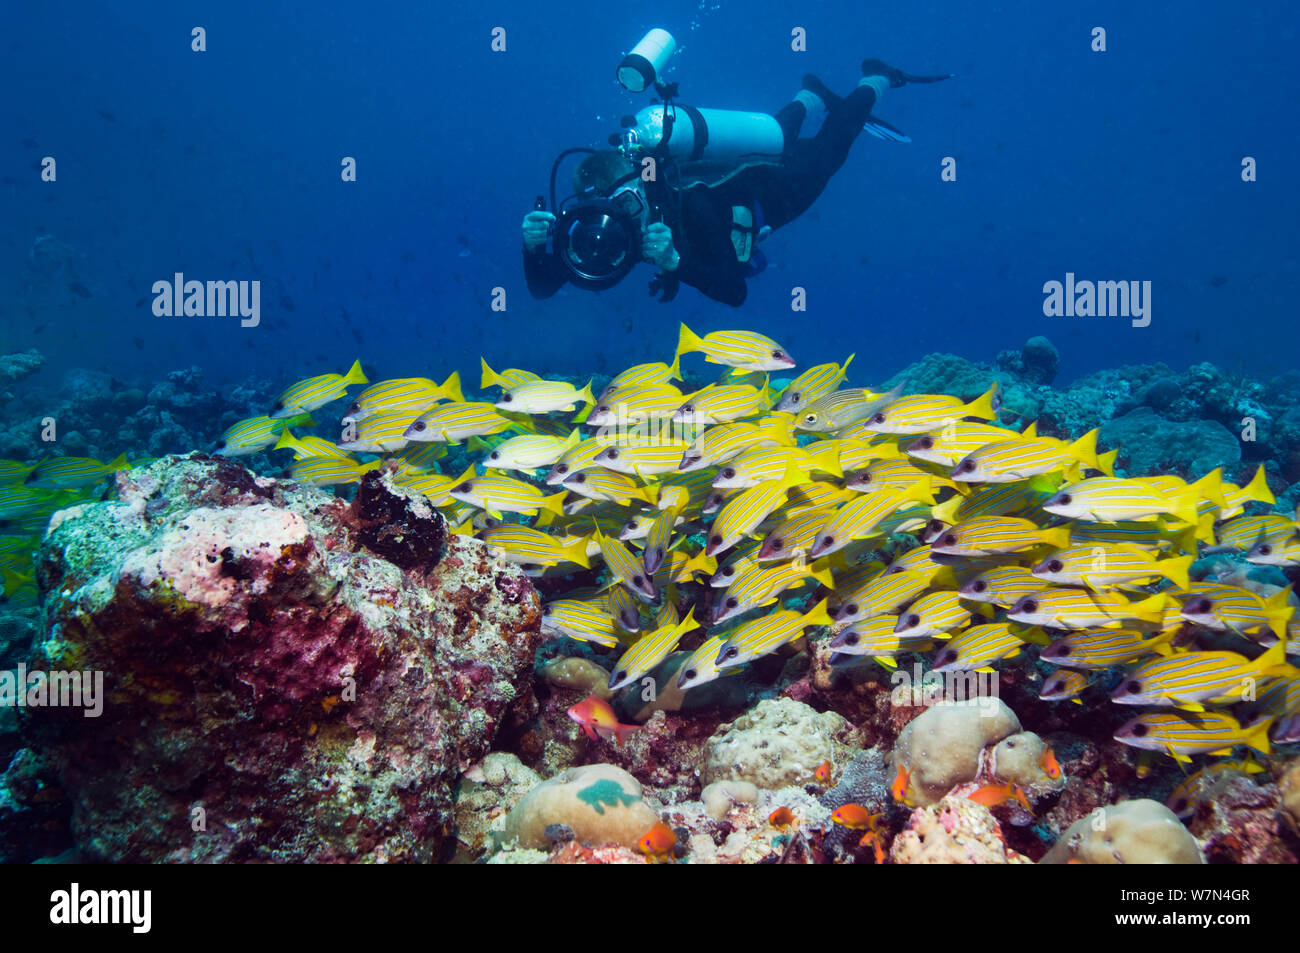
272;359;368;417
675;323;796;372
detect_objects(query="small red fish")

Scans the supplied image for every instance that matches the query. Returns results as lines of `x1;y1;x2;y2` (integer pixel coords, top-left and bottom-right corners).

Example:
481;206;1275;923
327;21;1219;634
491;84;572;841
1040;746;1061;780
638;820;678;861
567;694;640;746
814;760;833;784
830;803;878;830
968;781;1033;813
768;806;797;827
891;764;914;805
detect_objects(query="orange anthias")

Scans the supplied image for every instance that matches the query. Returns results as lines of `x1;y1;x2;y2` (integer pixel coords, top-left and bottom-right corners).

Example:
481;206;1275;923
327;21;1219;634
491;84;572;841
638;821;678;862
1040;746;1061;780
967;781;1033;813
768;806;797;827
567;694;641;746
814;759;834;784
858;829;887;863
830;803;879;830
891;764;915;805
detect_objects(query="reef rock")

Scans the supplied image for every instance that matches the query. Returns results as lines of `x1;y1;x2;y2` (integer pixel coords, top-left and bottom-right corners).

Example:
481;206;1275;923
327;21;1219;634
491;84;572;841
1101;407;1240;476
453;753;543;862
0;350;43;387
1185;769;1297;864
1040;799;1204;864
891;698;1021;807
28;456;541;863
702;698;848;790
701;779;759;822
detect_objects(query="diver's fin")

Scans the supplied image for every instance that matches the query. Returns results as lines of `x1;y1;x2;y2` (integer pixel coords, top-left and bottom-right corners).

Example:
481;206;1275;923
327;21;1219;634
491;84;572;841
862;114;912;144
901;71;955;84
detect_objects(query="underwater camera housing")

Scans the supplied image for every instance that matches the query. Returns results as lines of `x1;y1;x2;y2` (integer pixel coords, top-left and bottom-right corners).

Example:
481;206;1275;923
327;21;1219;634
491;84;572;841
543;28;782;293
548;150;651;291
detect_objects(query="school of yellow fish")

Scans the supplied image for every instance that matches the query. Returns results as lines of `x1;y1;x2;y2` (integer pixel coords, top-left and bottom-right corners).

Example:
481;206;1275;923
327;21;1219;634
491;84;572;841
3;323;1300;780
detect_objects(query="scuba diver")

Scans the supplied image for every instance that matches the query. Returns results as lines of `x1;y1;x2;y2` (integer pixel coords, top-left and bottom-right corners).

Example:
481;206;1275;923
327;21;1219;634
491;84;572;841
522;37;951;308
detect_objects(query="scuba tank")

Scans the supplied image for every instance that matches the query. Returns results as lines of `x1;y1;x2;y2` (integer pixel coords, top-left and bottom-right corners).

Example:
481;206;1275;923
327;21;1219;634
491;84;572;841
624;104;785;163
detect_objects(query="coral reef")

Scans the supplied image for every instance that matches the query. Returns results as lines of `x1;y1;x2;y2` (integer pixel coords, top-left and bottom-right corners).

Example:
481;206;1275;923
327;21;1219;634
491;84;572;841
3;333;1299;865
21;456;540;862
1185;769;1298;864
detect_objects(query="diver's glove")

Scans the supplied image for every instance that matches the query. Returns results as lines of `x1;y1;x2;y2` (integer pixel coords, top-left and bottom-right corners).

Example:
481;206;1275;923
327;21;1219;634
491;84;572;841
522;211;555;252
643;222;679;272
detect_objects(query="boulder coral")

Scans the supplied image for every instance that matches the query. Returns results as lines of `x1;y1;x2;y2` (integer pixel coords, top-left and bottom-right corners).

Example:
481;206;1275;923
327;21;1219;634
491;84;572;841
702;698;850;789
890;699;1022;807
501;763;660;851
1040;799;1204;864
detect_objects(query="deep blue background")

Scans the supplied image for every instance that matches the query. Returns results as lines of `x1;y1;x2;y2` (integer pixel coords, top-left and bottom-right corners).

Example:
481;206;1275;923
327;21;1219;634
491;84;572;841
2;1;1297;392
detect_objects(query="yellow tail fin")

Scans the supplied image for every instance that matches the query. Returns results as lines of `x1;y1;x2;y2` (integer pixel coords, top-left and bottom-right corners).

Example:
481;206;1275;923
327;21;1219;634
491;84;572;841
1168;489;1199;527
962;382;1000;421
1242;465;1275;505
1157;554;1193;590
1128;592;1167;624
440;371;465;403
342;359;368;387
1039;525;1072;549
1191;468;1226;508
809;441;843;478
1243;716;1274;756
666;350;682;382
1065;429;1100;470
802;598;834;628
540;491;568;517
274;430;306;453
676;322;703;358
561;535;591;569
480;357;506;390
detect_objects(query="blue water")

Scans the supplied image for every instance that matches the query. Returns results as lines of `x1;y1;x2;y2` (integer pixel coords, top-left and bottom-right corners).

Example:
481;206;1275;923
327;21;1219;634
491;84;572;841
3;1;1297;391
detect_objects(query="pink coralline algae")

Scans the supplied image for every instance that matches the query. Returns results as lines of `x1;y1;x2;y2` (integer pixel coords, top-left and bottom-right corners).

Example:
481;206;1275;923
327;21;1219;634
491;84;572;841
26;456;540;862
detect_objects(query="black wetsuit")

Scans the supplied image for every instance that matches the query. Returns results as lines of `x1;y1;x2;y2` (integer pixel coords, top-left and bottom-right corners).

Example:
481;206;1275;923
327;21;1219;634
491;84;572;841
524;83;880;308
